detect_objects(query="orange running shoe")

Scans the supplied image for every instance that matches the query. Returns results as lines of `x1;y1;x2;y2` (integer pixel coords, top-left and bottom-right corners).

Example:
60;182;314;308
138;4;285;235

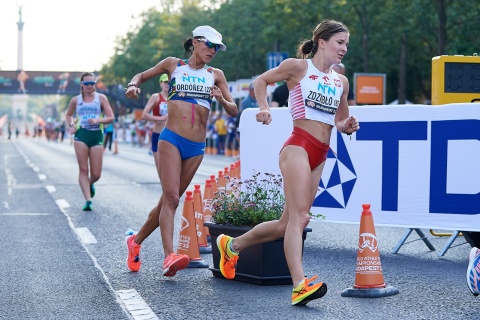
216;234;239;279
291;276;327;306
125;234;141;272
162;253;190;277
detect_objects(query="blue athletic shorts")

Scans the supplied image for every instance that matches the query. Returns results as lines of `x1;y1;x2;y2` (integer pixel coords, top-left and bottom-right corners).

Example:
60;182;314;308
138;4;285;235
151;132;160;152
159;127;205;160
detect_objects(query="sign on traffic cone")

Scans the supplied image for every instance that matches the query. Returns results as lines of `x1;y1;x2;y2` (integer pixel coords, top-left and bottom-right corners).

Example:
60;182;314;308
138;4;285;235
341;204;399;298
203;179;213;242
193;184;211;254
177;191;209;268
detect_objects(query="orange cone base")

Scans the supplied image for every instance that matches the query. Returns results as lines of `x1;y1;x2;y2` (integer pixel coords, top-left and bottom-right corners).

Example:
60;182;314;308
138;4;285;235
341;285;399;298
199;244;212;254
187;258;209;268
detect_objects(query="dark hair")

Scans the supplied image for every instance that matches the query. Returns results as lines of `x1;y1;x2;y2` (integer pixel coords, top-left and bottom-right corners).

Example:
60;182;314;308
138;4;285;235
183;37;197;56
296;20;349;59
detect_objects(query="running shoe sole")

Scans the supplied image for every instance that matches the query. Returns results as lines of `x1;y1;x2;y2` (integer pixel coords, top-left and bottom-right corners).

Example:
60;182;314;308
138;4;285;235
293;283;328;306
163;255;190;277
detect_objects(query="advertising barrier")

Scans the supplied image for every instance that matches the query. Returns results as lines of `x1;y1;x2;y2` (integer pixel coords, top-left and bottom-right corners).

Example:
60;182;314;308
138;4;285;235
240;104;480;231
0;70;107;95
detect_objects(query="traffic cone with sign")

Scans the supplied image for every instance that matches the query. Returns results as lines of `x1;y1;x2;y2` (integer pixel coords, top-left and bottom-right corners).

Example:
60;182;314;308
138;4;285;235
203;179;214;242
193;184;211;254
177;191;208;268
341;204;399;298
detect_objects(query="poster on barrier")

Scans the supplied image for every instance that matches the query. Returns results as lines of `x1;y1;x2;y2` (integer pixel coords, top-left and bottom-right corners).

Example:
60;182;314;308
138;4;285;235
240;104;480;231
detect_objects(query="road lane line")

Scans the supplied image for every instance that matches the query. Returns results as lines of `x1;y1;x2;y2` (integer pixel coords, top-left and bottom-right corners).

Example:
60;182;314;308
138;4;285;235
0;213;51;216
74;227;98;244
117;289;159;320
55;197;142;319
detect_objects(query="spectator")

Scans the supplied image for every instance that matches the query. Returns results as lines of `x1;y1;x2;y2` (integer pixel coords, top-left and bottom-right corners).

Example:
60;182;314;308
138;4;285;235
270;81;289;108
241;82;258;111
226;115;238;156
331;63;356;105
103;122;114;151
214;114;228;155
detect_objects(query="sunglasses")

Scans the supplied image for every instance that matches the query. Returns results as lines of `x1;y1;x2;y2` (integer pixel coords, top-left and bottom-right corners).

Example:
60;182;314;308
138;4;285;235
197;38;221;52
82;81;96;86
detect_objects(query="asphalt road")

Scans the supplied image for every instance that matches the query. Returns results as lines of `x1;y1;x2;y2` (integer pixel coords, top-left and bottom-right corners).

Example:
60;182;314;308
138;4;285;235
1;137;479;320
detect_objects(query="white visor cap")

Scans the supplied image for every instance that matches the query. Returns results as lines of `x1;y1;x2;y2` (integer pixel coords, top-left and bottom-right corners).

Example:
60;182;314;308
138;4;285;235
192;25;226;51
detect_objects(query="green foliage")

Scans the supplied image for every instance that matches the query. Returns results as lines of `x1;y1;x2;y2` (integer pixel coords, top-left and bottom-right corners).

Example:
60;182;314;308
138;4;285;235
99;0;480;105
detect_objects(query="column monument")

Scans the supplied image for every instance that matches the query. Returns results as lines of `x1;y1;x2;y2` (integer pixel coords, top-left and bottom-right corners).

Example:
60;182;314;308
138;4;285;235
12;1;29;128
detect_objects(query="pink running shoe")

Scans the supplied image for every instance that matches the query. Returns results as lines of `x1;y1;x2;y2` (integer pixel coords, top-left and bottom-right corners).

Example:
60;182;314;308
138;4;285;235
162;253;190;277
125;234;142;272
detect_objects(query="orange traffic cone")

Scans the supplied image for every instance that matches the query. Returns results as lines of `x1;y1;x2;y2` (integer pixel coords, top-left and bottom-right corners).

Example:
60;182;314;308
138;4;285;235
218;170;226;192
203;179;214;242
235;160;241;179
341;204;399;298
177;191;209;268
210;174;218;195
193;184;212;254
230;163;237;179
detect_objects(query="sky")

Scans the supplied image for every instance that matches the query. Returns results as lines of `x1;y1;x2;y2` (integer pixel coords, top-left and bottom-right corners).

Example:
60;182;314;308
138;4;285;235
0;0;161;72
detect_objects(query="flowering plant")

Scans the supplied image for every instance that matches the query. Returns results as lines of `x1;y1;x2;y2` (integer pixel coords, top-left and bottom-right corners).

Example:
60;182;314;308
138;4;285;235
211;172;325;227
211;172;284;227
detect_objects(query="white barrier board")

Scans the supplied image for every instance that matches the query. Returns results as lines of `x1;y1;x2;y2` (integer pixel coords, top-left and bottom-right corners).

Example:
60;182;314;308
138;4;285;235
239;104;480;231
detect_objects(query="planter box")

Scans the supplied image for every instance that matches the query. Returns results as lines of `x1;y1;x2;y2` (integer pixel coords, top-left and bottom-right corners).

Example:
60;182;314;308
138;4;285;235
205;222;312;286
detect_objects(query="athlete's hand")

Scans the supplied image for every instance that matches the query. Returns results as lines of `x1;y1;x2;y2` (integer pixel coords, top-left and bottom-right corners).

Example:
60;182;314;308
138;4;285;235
125;86;141;99
343;116;360;134
256;109;272;125
210;85;224;103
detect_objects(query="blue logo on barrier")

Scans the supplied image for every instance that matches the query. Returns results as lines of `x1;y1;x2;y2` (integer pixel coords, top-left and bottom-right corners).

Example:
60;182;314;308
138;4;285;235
313;131;357;208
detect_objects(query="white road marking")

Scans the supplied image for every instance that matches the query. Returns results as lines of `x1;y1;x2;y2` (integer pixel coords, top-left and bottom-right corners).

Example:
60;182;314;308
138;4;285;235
74;227;98;244
56;199;70;209
45;185;56;193
38;173;47;181
0;213;51;216
117;289;159;320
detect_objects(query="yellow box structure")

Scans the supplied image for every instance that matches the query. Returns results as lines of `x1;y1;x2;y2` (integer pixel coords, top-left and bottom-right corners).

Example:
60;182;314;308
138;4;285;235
431;55;480;105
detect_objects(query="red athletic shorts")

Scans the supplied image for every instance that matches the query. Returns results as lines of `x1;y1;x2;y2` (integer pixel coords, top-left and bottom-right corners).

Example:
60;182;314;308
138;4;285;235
280;127;330;170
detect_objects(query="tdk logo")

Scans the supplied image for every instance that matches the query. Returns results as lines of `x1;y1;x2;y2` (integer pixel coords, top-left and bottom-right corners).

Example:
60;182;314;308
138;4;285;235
313;131;357;208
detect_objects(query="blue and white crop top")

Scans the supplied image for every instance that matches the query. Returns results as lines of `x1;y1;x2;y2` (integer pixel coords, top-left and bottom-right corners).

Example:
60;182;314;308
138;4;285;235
168;59;214;110
76;92;102;130
288;59;344;125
